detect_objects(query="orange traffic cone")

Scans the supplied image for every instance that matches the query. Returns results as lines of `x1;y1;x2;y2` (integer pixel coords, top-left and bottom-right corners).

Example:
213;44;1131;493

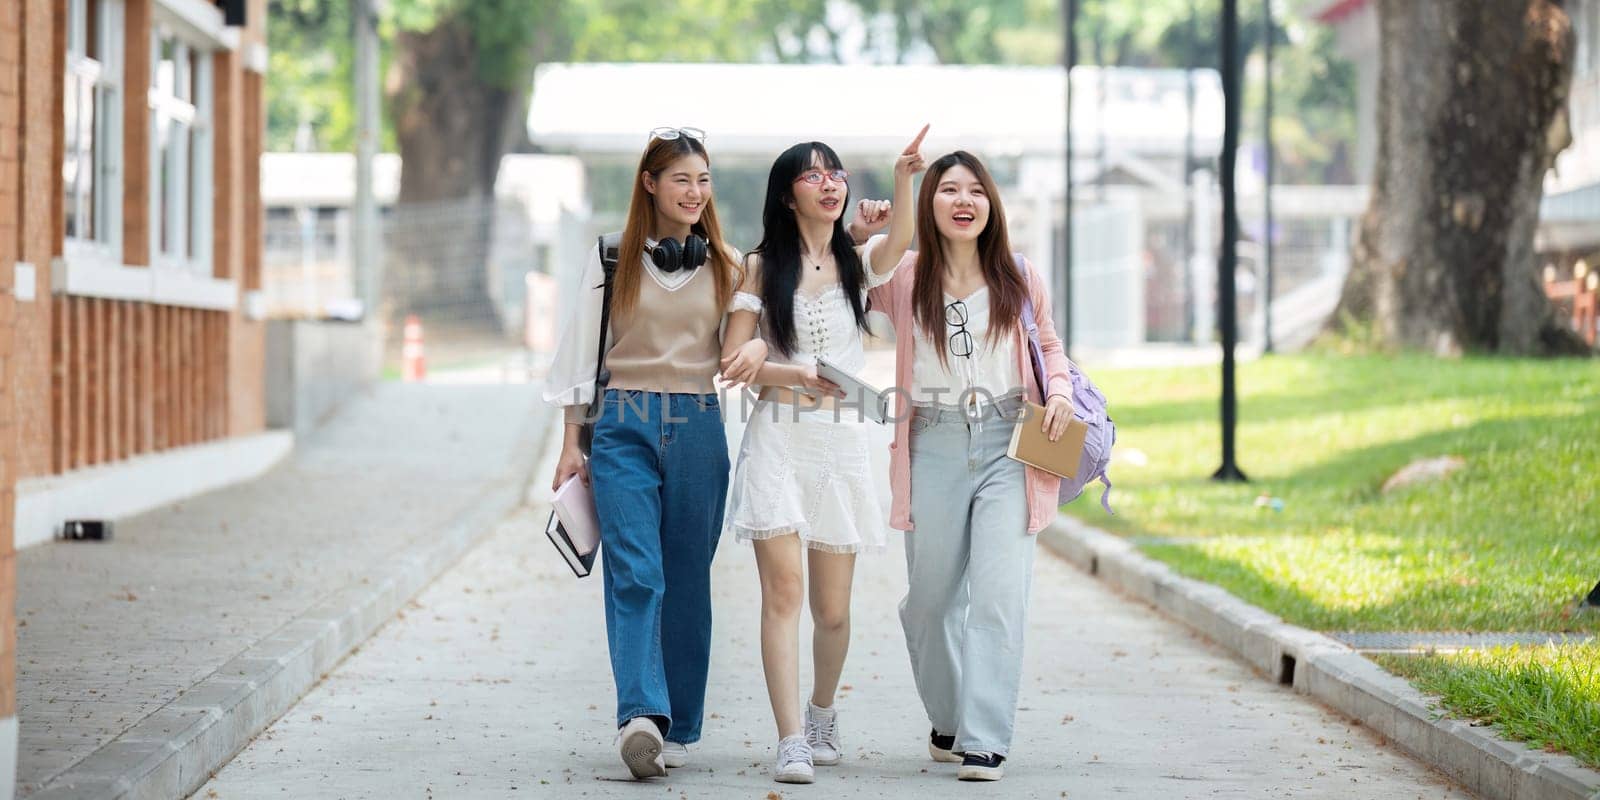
401;315;426;382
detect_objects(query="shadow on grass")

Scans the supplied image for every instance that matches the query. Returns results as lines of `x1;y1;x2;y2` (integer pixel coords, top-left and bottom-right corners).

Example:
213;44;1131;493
1108;356;1594;430
1280;409;1600;505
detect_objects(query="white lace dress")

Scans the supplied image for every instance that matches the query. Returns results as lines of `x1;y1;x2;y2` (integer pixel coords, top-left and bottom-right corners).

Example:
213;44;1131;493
724;258;896;554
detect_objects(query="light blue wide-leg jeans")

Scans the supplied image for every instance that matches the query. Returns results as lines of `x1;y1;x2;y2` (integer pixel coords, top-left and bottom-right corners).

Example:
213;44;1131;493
898;400;1036;758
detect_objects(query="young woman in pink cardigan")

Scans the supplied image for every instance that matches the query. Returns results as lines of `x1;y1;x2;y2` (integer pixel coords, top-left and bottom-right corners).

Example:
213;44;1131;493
863;150;1075;783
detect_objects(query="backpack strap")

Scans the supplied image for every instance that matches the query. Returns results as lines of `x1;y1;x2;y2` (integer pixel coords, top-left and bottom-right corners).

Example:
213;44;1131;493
1013;252;1050;401
583;233;622;444
591;232;622;391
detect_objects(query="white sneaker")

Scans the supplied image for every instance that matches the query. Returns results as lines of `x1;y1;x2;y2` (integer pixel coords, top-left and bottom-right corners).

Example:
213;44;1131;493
805;702;841;765
616;717;666;779
662;741;688;768
928;729;961;763
773;734;815;784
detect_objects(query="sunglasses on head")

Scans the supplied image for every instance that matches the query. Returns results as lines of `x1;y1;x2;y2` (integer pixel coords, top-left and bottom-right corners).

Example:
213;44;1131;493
649;126;707;143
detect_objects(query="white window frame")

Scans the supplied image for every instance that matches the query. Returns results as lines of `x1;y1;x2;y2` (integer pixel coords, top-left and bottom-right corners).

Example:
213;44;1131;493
62;0;125;267
148;22;214;279
53;0;238;311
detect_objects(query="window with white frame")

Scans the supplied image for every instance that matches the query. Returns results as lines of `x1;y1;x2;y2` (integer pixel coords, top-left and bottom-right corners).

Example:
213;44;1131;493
63;0;124;258
149;23;213;276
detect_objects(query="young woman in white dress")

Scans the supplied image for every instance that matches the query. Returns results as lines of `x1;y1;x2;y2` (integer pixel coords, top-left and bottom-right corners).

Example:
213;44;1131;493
717;127;928;784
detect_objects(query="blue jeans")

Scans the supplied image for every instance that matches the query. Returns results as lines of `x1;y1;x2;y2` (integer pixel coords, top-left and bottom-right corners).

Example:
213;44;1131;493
589;389;729;744
900;399;1036;758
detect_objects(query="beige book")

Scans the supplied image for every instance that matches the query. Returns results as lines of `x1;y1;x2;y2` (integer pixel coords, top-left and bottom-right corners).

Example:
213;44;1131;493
1007;402;1089;479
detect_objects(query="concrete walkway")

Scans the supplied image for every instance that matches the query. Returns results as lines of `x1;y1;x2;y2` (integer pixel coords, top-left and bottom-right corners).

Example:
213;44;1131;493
200;411;1472;799
15;382;549;797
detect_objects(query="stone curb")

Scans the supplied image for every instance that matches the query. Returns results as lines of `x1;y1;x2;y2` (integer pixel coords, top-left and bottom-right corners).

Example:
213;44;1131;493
1041;514;1600;800
27;405;554;800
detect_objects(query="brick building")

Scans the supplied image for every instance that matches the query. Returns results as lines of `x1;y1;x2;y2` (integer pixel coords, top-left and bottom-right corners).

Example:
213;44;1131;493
0;0;267;791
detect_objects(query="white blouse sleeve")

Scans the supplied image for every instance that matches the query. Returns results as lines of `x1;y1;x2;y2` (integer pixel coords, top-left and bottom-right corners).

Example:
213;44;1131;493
543;246;609;425
859;234;898;289
731;291;764;314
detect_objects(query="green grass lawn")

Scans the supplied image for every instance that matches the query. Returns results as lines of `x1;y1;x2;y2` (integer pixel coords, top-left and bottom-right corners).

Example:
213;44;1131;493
1060;353;1600;633
1375;642;1600;770
1059;353;1600;769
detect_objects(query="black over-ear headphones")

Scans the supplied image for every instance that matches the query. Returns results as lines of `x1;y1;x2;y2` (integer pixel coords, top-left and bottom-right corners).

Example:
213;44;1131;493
649;234;708;273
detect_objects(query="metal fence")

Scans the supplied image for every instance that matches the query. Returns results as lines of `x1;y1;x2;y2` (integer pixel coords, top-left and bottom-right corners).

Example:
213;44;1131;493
264;194;586;371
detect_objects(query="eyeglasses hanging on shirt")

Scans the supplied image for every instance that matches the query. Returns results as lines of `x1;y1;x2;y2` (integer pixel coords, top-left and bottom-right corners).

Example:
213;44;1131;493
944;299;990;423
946;300;974;358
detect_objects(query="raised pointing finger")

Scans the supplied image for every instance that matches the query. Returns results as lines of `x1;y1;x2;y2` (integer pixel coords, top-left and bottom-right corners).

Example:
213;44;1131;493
904;123;930;155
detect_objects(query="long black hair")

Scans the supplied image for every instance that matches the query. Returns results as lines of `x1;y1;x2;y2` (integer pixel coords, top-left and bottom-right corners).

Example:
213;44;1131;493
752;142;870;358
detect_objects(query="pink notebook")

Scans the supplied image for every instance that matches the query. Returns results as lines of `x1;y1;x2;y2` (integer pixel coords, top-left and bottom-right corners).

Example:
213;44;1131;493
546;475;600;577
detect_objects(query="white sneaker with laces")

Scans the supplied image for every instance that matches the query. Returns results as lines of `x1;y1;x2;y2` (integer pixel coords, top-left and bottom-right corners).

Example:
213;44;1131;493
662;741;688;768
616;717;666;779
773;734;815;784
805;702;841;765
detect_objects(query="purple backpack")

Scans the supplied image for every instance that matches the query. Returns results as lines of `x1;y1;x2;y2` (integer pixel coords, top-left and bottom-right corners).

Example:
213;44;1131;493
1016;255;1115;514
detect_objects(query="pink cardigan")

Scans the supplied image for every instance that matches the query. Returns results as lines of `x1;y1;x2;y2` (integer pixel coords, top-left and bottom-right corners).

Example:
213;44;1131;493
869;252;1074;535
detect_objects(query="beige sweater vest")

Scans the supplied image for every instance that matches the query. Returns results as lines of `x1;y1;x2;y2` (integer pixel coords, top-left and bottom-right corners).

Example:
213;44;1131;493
605;266;722;395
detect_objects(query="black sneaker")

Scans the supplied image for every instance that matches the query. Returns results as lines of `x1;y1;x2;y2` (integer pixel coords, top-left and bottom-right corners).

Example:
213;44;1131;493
957;751;1005;781
928;729;960;763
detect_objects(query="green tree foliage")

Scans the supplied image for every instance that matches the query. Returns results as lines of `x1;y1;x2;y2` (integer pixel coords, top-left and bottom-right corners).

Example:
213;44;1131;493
568;0;833;62
266;0;1354;182
266;0;354;151
267;0;836;151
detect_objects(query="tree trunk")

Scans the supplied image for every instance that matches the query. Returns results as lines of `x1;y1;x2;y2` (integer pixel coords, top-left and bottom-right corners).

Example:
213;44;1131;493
1330;0;1590;355
384;16;531;327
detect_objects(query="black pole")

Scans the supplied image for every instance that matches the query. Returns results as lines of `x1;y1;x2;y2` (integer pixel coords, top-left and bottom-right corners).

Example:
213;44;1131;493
1183;0;1197;340
1062;0;1077;358
1214;0;1248;483
1263;0;1276;354
1094;1;1107;202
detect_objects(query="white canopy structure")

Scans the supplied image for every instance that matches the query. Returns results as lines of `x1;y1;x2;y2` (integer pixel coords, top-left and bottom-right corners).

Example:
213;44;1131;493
522;62;1248;351
527;62;1224;160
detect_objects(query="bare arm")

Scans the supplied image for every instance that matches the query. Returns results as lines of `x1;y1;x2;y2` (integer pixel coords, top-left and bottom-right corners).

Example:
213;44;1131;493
870;124;929;275
721;310;759;361
719;255;770;387
717;254;841;395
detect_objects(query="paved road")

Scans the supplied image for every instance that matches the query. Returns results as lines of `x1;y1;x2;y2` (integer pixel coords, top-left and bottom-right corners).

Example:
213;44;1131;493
200;414;1471;799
